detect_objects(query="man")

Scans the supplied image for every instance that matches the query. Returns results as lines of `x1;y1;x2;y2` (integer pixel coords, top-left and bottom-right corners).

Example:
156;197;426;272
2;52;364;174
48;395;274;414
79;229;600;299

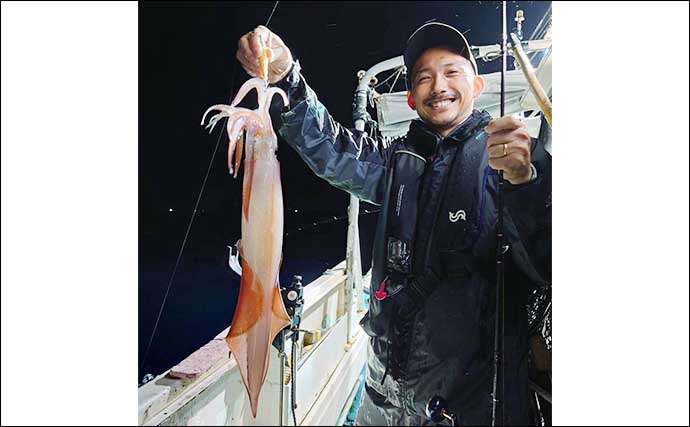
237;21;551;426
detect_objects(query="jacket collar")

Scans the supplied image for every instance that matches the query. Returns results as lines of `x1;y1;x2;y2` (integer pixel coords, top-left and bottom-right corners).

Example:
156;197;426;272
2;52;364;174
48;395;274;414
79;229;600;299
407;109;492;157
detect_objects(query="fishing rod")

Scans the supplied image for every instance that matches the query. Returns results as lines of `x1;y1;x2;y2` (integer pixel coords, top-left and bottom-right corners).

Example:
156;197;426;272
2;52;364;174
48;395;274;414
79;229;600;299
510;31;552;127
491;1;508;425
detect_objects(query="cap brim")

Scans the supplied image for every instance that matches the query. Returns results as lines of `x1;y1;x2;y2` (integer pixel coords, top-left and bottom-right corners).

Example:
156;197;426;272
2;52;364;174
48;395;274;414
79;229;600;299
404;22;477;76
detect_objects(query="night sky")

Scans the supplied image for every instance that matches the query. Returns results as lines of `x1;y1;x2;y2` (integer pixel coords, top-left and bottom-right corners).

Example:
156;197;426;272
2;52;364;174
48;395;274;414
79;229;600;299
138;1;552;382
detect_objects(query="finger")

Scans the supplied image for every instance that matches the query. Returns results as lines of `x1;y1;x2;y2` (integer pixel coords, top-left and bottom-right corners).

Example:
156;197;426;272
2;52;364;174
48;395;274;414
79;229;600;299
266;30;273;50
485;115;525;134
487;142;527;159
238;36;256;62
257;26;286;55
488;142;508;159
249;31;263;57
486;128;530;148
253;26;271;52
245;63;261;77
236;50;260;76
270;32;286;49
238;35;263;74
487;140;531;159
488;152;527;171
255;25;269;37
236;46;249;65
487;115;523;133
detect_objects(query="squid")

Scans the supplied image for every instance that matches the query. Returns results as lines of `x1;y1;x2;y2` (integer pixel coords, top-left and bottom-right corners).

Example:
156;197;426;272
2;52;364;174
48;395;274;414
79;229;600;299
201;78;291;417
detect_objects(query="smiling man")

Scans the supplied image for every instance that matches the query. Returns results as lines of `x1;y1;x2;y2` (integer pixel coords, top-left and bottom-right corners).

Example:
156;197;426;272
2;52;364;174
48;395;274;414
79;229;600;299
409;45;483;137
237;21;551;426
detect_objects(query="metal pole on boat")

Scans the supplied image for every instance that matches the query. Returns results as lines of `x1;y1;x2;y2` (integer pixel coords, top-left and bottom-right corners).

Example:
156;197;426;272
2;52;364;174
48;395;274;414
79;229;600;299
347;57;403;327
345;79;365;344
344;193;361;344
341;68;384;345
278;332;286;426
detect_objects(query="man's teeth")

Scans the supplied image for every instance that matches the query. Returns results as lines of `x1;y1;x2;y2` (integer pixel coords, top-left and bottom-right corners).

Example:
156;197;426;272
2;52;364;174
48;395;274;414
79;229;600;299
430;99;453;108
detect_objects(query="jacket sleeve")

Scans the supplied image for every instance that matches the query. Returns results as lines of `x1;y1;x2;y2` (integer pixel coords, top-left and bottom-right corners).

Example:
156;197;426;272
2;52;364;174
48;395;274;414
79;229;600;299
273;61;391;206
503;121;552;286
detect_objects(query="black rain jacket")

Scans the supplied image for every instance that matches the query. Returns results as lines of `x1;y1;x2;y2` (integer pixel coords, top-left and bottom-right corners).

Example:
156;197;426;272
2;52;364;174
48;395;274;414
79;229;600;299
275;61;551;425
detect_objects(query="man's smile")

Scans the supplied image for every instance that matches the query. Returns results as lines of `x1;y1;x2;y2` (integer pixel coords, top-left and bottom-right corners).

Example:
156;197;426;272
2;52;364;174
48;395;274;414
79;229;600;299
426;96;457;111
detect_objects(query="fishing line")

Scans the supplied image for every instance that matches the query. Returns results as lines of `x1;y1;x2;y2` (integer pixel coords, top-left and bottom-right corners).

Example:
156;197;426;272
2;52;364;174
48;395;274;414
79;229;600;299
139;62;236;380
140;0;281;381
266;0;280;26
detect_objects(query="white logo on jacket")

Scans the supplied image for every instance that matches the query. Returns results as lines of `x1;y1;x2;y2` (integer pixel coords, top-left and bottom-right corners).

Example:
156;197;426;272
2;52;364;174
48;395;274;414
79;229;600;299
449;210;466;223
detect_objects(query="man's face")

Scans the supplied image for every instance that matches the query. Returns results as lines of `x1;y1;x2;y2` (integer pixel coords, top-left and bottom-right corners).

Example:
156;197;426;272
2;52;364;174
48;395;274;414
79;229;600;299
410;46;484;136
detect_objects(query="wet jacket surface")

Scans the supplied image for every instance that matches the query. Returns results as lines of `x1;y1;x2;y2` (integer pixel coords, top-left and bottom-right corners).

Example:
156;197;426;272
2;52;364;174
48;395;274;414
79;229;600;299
275;62;552;426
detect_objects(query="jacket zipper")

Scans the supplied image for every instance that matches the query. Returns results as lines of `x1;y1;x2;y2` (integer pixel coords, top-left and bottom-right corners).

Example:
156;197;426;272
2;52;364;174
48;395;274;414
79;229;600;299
421;137;452;270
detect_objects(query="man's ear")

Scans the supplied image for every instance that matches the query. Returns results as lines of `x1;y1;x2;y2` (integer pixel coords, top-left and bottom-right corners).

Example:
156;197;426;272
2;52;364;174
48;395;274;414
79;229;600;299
473;74;485;99
407;90;416;110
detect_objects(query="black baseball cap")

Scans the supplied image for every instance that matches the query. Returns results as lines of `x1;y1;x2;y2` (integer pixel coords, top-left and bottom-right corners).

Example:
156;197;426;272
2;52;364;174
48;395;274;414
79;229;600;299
404;22;478;80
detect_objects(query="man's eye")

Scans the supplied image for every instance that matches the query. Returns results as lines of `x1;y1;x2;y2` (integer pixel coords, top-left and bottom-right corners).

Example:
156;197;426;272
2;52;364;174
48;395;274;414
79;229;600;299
447;70;460;75
418;76;430;83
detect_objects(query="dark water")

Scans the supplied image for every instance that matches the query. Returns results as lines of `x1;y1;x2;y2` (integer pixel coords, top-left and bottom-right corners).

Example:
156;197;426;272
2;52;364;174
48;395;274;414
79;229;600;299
138;207;377;383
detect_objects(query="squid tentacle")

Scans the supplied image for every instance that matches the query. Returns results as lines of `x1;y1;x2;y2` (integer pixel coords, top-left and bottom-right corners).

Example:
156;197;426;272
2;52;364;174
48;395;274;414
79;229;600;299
260;87;289;117
229;78;266;109
225;110;264;175
201;103;237;126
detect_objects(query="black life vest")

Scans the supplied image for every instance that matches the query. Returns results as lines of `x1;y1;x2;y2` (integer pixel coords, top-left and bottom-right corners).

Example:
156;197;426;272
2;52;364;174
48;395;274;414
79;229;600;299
377;112;492;301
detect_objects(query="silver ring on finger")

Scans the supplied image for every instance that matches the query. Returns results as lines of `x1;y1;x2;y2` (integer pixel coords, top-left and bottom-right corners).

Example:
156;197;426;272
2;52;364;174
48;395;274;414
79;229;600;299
502;143;508;156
